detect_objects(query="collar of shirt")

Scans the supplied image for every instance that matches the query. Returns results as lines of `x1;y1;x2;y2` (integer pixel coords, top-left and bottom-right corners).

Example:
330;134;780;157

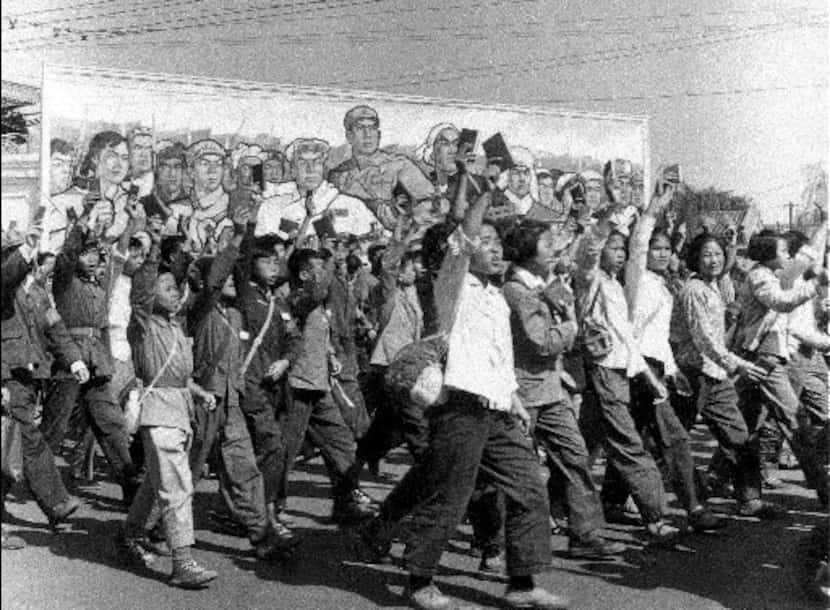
512;265;548;291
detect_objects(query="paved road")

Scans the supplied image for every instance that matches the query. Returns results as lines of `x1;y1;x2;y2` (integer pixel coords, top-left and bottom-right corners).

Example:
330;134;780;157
2;426;827;610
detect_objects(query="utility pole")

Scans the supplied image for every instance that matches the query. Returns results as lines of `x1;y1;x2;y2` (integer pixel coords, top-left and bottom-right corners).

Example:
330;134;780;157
787;200;795;230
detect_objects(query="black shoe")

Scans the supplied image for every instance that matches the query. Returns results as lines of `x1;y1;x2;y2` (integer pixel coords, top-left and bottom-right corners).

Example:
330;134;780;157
603;504;641;526
332;498;377;525
567;533;626;559
255;532;300;561
703;474;735;500
687;507;727;532
358;517;392;564
478;551;505;575
169;558;217;589
116;534;156;568
138;534;171;557
49;496;81;527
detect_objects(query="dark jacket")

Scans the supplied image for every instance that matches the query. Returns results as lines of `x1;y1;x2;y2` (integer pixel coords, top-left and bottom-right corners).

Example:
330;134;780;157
189;242;245;406
233;224;291;388
2;249;82;380
52;222;119;379
502;266;577;407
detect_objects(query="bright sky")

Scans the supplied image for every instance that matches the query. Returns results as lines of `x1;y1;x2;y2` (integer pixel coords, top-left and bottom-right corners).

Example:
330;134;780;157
2;0;827;223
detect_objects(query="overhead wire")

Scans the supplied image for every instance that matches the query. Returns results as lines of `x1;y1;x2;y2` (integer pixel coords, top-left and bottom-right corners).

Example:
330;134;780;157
2;0;377;48
3;0;824;49
321;18;827;88
4;0;820;29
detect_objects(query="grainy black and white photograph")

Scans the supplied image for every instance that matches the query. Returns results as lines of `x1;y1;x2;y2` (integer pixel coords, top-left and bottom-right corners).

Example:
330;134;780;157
1;2;827;609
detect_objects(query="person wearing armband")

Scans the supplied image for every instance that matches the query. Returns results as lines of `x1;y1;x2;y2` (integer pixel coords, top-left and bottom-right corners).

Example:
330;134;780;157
117;224;218;589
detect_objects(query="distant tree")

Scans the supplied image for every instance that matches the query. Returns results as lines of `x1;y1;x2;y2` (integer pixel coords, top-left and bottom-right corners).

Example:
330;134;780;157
1;106;27;137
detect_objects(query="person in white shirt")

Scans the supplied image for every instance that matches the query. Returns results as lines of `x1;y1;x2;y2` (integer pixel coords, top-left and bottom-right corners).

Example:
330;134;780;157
573;202;679;543
255;138;378;239
615;181;724;531
360;188;570;610
782;229;828;508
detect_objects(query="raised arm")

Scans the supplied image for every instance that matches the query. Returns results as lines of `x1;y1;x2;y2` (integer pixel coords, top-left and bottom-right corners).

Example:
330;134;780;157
130;226;162;317
191;210;248;325
1;228;40;304
52;220;87;297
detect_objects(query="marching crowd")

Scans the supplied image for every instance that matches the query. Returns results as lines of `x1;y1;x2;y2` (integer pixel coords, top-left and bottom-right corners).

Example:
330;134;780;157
1;104;828;610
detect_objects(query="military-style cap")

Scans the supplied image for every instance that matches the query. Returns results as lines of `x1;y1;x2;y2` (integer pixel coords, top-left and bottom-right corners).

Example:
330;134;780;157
343;105;379;131
579;169;603;185
285;138;330;162
187;139;226;165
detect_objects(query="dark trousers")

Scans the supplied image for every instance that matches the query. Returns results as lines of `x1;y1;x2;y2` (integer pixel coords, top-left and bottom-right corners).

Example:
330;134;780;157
334;378;371;441
356;368;430;465
240;380;285;507
278;387;358;504
787;350;829;505
602;362;699;512
2;376;70;519
41;377;134;484
529;397;605;539
189;397;268;542
680;369;760;503
379;391;551;578
738;354;826;503
580;366;664;523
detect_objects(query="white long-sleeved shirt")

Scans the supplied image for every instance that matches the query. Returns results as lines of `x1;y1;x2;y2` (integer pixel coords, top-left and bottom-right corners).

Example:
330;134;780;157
573;221;647;377
624;214;678;375
436;227;518;412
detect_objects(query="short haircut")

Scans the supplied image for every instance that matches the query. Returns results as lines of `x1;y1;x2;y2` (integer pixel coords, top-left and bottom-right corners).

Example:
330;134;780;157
781;230;809;258
502;219;551;264
160;234;186;263
287;247;323;282
746;233;781;263
50;138;74;157
252;235;279;259
36;251;56;266
368;243;388;276
685;233;726;273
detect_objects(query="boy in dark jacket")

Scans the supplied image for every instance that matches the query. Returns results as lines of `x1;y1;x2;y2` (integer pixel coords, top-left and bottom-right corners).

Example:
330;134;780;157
187;208;298;557
2;227;85;548
42;212;139;504
279;248;375;524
